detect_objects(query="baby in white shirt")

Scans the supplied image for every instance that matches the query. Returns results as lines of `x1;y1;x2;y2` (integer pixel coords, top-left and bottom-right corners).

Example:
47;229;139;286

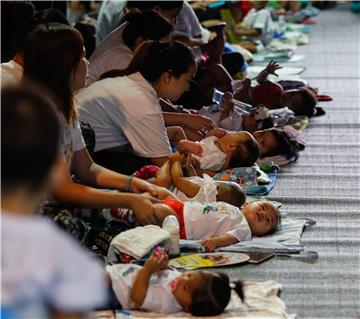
149;199;281;252
106;252;244;315
177;128;260;173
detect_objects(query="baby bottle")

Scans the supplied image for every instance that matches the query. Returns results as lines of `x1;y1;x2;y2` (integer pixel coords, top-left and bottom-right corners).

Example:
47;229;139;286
162;215;180;257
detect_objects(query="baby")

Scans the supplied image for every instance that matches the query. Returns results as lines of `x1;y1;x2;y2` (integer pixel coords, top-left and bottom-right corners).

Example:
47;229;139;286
154;152;246;207
235;60;317;116
106;253;243;315
150;199;281;251
178;129;260;172
253;127;304;159
199;92;274;133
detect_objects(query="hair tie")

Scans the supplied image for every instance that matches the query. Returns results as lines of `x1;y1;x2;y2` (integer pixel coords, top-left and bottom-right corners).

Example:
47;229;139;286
229;282;236;289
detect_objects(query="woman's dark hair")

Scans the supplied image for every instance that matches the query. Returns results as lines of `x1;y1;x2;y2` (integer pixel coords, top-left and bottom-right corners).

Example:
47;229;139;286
264;128;301;160
100;40;195;84
189;272;244;316
126;1;184;11
23;23;84;123
122;9;173;49
2;85;60;193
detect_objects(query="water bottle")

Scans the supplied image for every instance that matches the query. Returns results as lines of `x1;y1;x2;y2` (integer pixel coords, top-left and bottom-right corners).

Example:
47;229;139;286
162;215;180;256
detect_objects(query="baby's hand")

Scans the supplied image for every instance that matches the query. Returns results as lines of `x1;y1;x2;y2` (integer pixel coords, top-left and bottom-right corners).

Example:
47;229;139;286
201;238;219;252
144;252;169;273
169;152;184;163
265;60;282;76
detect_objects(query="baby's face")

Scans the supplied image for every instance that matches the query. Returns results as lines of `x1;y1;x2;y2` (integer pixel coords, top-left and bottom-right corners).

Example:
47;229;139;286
253;129;279;157
242;201;279;236
171;271;206;310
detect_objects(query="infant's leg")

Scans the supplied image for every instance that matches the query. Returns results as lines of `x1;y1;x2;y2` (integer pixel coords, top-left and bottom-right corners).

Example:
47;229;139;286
154;160;172;188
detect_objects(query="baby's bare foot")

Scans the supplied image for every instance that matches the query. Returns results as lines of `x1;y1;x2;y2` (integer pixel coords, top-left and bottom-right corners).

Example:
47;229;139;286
178;140;203;156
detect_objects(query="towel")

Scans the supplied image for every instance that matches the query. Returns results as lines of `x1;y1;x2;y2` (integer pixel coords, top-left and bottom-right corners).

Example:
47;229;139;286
108;225;170;261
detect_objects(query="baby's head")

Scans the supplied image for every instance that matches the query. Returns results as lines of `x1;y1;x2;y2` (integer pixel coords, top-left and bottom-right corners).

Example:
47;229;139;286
251;1;268;10
241;201;281;236
242;105;274;133
172;270;244;316
219;131;259;167
253;128;300;159
216;181;246;208
279;87;317;117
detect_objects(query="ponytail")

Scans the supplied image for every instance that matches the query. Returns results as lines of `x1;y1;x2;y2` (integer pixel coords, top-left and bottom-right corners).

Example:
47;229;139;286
100;40;195;83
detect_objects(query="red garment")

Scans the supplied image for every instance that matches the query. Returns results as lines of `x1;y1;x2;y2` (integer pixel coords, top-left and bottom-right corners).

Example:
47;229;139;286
162;198;187;240
252;81;284;109
134;165;160;180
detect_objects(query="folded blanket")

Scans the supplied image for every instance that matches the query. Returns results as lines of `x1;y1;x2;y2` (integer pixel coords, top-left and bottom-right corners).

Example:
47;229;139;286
180;216;313;254
108;225;170;261
112;280;295;318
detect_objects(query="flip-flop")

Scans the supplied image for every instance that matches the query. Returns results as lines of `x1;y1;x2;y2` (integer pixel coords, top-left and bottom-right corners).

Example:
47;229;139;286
316;94;333;101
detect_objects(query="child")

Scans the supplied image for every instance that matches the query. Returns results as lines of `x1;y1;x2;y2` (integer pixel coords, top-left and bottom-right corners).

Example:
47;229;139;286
178;129;260;172
1;86;108;318
199;91;274;133
106;252;243;315
154;152;246;207
235;1;275;50
149;199;280;251
235;60;318;116
253;127;304;159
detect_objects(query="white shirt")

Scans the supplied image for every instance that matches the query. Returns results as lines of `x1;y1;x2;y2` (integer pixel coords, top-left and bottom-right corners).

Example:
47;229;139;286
0;60;23;87
77;72;171;157
1;212;108;318
194;136;227;171
95;0;126;45
183;201;251;242
107;264;182;312
60;118;86;168
199;104;245;131
171;174;218;203
240;8;274;46
89;23;132;86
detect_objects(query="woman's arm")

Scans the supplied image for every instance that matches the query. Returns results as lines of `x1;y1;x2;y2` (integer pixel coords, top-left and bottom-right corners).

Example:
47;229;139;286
163;112;216;132
72;149;171;199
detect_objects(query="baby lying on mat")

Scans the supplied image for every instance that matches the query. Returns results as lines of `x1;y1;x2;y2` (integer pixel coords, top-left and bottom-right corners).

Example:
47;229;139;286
106;252;243;315
177;129;260;173
150;199;280;252
154;152;246;208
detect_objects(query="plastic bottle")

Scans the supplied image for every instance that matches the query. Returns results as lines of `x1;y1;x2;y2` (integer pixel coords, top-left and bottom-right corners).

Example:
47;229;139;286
278;15;286;37
162;215;180;256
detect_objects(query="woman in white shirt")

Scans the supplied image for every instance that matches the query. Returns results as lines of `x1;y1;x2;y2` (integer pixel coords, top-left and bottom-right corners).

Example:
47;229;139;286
89;9;174;86
23;23;170;225
78;40;211;172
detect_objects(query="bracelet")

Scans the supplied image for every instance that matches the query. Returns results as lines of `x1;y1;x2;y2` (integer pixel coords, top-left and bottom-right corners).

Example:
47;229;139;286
124;175;133;192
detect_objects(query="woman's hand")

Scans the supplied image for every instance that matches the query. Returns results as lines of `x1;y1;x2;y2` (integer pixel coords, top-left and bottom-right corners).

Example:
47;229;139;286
129;194;160;225
131;177;173;199
184;114;216;132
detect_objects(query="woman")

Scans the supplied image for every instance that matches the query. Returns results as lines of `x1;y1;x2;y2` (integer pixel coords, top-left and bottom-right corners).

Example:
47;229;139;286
77;40;213;173
88;9;174;86
23;23;170;225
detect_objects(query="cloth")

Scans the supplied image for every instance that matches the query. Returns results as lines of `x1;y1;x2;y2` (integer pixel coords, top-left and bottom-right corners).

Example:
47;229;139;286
252;81;284;109
134;165;160;180
107;225;170;261
163;198;187;240
89;23;131;86
269;107;297;127
214;167;258;189
183;201;252;242
193;136;227;171
77;72;171;157
60;118;86;168
95;0;126;45
170;174;218;203
198;104;245;131
0;60;23;87
1;212;108;318
240;8;275;46
106;264;182;313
